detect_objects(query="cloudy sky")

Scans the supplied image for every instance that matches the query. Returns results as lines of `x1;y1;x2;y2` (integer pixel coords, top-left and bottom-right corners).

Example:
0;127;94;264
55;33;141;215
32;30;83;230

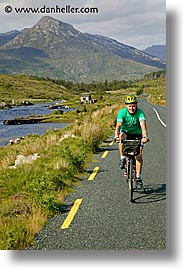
0;0;166;50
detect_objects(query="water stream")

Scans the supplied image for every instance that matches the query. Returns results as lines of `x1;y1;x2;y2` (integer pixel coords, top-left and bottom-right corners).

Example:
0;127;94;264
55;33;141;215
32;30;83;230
0;101;72;146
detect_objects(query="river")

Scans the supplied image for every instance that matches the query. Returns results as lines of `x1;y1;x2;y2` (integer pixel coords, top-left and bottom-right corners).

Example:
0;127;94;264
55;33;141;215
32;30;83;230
0;101;72;147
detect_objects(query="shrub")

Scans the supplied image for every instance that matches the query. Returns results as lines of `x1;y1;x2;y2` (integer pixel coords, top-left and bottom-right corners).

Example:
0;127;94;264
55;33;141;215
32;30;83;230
61;144;86;173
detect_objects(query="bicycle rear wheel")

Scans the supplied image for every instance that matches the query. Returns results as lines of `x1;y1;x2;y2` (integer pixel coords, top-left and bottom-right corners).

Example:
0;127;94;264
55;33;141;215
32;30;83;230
128;158;134;202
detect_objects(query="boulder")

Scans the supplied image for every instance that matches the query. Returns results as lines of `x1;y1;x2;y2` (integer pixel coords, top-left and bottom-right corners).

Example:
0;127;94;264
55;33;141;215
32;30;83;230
13;153;40;168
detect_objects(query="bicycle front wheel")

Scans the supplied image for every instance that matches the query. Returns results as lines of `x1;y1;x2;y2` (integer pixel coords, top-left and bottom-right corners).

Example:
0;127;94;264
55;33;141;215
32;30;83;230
128;158;134;202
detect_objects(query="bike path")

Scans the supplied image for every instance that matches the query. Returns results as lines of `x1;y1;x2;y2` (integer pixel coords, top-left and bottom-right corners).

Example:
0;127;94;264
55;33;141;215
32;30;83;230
30;102;166;250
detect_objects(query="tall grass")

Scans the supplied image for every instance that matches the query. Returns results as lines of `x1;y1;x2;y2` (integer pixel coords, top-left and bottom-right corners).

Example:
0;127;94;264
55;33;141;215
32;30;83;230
0;104;119;249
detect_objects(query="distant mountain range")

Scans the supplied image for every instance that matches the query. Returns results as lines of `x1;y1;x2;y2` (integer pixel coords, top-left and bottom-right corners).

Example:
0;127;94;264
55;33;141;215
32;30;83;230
0;30;20;47
0;16;166;82
143;45;166;62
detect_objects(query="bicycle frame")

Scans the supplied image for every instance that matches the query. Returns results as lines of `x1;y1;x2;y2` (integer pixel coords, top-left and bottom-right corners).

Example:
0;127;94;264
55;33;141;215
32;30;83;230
125;155;136;202
122;139;141;202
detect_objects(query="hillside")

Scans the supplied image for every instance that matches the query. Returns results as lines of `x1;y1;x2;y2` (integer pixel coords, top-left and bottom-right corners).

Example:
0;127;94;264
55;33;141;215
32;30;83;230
0;69;166;109
0;16;165;82
0;74;69;104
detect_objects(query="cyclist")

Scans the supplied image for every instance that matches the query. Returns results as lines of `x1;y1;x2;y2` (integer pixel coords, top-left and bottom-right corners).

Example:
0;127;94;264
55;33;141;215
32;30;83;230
114;95;149;187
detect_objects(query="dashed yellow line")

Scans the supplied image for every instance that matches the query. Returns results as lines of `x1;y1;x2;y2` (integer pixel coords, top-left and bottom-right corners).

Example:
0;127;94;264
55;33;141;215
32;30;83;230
101;150;108;158
88;166;99;181
61;198;82;229
61;141;114;229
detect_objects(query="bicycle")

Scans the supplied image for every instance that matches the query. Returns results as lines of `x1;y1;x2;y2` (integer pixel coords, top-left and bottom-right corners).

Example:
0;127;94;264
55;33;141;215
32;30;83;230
122;139;142;203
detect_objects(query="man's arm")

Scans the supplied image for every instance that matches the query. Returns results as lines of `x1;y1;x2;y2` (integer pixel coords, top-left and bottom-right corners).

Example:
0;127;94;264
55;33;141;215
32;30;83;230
140;120;149;143
114;122;122;142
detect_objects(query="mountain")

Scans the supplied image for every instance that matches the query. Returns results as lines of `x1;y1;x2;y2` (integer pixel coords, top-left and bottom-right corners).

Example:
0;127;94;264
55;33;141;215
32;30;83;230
85;34;165;68
0;16;166;82
0;30;20;46
142;45;166;62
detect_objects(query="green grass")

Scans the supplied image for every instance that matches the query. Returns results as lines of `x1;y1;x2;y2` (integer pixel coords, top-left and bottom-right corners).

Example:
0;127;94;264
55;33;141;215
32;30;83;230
0;72;166;108
0;74;70;105
143;76;166;105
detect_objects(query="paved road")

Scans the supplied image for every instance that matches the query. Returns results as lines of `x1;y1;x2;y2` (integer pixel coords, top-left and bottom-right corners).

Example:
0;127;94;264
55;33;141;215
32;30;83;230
30;99;166;250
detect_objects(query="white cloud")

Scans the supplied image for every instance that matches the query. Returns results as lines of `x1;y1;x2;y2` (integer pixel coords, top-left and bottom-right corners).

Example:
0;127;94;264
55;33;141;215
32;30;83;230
0;0;166;49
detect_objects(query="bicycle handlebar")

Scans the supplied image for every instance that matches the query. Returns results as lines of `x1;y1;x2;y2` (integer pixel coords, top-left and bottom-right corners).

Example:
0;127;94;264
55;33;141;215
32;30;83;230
114;137;150;144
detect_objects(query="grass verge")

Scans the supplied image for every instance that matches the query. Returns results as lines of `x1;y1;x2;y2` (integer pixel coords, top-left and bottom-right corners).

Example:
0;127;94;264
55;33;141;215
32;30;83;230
0;104;119;249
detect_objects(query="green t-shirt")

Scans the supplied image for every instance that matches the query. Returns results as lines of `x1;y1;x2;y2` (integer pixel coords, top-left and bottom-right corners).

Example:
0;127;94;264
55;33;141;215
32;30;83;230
117;107;146;134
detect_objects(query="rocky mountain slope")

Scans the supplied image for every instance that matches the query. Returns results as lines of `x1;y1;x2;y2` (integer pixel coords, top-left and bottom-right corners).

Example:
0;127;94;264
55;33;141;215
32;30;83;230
0;16;165;82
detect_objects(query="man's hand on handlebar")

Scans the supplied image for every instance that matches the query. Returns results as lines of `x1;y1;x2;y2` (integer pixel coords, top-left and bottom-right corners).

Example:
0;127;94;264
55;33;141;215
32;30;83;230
114;136;120;143
141;137;149;144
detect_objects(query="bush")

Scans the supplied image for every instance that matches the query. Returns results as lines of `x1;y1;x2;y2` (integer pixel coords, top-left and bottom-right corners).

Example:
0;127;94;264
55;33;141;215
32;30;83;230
136;85;144;96
53;110;64;115
61;144;86;173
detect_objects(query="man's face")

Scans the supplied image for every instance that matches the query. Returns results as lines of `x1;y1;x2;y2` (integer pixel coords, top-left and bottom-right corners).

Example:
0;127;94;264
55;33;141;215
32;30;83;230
126;104;137;114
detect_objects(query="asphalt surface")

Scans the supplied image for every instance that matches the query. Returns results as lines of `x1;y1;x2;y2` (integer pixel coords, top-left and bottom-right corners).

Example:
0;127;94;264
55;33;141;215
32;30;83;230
30;99;166;250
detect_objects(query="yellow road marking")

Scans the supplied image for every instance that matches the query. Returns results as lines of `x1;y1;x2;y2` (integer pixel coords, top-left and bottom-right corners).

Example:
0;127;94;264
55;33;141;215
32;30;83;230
101;150;108;158
109;141;114;146
88;166;99;181
61;198;82;229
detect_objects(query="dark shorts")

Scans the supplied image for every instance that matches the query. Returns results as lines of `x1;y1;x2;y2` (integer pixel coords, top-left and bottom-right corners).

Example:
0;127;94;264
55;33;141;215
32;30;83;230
126;133;142;140
122;131;142;140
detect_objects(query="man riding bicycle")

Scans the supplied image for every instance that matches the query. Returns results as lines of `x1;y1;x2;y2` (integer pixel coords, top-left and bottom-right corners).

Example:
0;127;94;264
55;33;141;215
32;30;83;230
114;95;149;187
